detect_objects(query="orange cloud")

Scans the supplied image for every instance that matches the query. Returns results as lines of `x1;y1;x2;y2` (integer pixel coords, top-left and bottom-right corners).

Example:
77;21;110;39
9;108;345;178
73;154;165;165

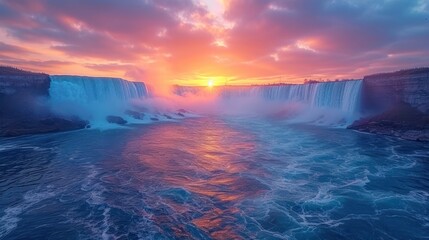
0;0;428;89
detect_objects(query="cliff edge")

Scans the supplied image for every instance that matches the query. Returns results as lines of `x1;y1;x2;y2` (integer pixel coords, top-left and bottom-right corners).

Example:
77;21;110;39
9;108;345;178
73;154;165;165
349;68;429;141
361;68;429;114
0;66;87;137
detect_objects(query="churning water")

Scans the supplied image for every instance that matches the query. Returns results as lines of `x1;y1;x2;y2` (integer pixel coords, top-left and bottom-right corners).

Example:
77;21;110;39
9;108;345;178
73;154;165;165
1;117;428;239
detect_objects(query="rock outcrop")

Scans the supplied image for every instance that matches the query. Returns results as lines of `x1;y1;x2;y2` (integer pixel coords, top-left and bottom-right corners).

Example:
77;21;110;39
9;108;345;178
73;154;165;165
351;68;429;141
125;110;145;120
361;68;429;114
0;66;87;137
0;66;51;118
1;117;89;137
106;115;128;125
0;66;50;95
348;103;429;141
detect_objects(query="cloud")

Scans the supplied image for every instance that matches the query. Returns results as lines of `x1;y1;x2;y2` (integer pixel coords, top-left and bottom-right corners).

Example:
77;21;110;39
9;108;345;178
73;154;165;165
0;42;32;55
0;0;428;85
0;54;73;73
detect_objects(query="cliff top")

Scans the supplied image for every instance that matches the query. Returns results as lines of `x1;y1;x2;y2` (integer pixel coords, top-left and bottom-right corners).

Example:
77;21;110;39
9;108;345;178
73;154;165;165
0;66;48;77
365;67;429;79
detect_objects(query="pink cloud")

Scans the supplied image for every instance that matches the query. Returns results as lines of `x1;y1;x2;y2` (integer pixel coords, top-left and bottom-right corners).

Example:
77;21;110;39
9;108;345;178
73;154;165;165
0;0;428;85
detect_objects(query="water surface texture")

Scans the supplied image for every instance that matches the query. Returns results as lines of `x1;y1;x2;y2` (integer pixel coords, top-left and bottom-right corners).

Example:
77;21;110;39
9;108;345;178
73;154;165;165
1;117;428;239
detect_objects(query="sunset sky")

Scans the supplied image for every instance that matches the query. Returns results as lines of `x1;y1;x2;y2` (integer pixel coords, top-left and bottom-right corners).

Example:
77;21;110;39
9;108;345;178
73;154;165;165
0;0;428;86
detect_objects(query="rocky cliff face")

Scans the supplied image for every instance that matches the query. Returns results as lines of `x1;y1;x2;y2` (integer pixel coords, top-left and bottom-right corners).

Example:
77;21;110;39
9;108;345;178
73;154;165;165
0;67;50;118
0;72;50;95
350;68;429;141
0;66;87;137
0;67;51;117
362;68;429;114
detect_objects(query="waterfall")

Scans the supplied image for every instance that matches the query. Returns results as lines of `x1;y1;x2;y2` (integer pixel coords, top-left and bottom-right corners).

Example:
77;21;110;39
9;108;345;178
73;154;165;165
50;75;147;102
174;80;363;125
49;75;148;123
219;80;362;114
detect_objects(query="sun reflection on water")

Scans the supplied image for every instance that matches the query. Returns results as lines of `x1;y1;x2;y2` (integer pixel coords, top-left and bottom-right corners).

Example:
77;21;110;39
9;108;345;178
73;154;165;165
121;118;269;238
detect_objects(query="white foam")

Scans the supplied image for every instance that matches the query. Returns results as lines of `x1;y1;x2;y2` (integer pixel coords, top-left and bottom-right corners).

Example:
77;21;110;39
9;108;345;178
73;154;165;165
0;189;56;238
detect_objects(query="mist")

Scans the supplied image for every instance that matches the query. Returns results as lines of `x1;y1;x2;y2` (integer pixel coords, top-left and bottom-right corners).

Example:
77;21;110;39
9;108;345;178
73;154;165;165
144;83;362;127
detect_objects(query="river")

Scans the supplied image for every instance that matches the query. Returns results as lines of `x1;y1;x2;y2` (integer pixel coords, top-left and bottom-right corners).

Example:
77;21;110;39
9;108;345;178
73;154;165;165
1;117;428;239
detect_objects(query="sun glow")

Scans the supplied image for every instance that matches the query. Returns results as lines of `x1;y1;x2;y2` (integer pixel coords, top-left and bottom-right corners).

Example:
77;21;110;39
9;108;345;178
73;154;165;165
208;79;214;87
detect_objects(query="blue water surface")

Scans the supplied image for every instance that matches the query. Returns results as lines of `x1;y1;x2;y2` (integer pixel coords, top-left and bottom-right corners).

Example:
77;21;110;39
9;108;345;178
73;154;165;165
0;117;428;239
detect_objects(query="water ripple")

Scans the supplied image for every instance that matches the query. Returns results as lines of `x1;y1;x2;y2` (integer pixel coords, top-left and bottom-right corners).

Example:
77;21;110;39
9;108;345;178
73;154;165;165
0;117;428;239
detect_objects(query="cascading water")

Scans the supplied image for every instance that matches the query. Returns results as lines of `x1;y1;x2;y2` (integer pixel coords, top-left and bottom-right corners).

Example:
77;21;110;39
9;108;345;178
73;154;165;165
50;75;147;102
49;76;148;124
220;80;362;114
175;80;363;126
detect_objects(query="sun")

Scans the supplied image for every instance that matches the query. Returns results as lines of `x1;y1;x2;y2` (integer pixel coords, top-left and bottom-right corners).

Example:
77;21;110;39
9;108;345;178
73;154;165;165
208;79;214;87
